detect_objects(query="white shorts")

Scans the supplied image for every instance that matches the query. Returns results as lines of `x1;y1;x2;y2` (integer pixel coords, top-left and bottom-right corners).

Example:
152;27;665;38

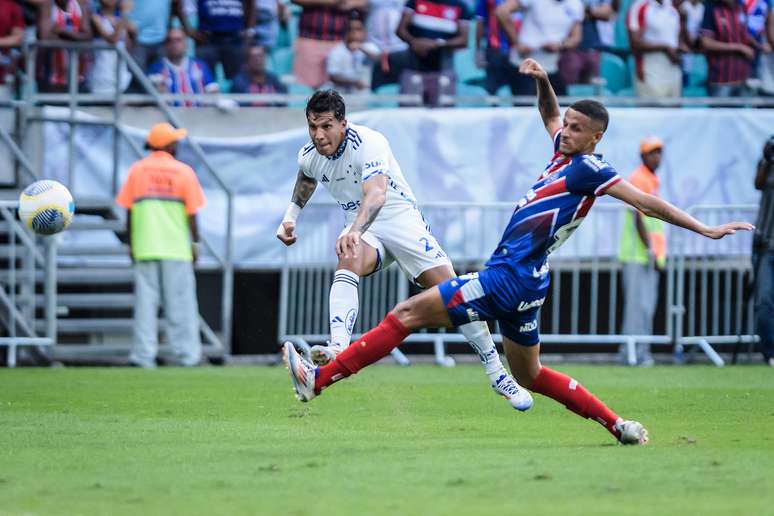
339;207;452;282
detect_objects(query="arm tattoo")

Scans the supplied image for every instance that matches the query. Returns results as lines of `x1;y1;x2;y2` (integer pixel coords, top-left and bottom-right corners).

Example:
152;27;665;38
355;202;383;234
536;77;560;124
291;169;317;208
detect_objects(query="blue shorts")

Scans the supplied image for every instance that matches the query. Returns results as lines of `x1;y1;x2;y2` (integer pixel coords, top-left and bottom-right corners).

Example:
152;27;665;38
438;265;550;346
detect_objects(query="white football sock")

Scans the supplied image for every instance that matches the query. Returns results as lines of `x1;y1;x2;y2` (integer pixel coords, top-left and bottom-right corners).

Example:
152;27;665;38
459;321;507;381
329;269;360;349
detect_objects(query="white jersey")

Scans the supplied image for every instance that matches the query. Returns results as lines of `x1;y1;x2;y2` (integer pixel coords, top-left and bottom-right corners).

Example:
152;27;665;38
297;124;418;224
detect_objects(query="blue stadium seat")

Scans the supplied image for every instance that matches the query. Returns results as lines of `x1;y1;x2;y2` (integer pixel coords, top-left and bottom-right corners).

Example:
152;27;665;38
614;0;634;50
686;53;708;87
371;83;401;107
455;82;488;105
567;84;596;97
271;47;294;76
454;48;485;84
599;52;629;93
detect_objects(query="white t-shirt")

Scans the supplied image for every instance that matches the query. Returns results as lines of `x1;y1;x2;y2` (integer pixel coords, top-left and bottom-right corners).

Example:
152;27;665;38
679;0;705;44
627;0;680;49
367;0;409;53
518;0;584;73
326;42;380;92
297;123;418;223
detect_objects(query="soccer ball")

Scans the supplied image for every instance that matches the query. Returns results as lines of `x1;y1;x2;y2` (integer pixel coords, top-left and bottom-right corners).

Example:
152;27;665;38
18;180;75;235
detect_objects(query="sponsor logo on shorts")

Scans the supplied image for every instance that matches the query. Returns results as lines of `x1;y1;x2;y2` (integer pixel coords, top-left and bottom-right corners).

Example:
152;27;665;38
519;320;538;333
466;308;480;322
517;298;545;312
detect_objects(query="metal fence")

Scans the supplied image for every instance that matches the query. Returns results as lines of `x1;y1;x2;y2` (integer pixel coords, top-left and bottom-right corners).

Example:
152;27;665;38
278;202;759;366
0;201;57;367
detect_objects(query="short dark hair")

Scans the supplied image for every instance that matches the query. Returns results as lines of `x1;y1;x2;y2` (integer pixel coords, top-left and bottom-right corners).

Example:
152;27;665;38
569;99;609;132
305;89;346;121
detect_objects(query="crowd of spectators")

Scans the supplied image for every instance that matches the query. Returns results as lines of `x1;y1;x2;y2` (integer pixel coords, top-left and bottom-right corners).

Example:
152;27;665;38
0;0;772;103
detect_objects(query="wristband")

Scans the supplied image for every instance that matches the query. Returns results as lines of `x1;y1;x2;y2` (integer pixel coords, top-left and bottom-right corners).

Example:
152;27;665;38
282;203;301;223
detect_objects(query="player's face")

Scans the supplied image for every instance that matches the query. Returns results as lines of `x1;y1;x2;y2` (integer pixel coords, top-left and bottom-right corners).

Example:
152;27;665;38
307;112;347;156
559;109;603;155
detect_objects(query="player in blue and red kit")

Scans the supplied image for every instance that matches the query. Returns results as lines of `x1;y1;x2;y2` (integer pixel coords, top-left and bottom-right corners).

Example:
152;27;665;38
282;58;754;445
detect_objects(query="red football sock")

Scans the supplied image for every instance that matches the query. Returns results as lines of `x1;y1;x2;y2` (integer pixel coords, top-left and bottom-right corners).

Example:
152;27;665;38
315;313;410;393
529;367;621;438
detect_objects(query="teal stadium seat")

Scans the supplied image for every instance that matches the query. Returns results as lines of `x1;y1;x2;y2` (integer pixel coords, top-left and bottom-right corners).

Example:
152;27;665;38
372;83;400;107
271;47;294;76
599;52;628;93
454;48;485;85
567;84;596;97
687;53;708;87
455;82;489;106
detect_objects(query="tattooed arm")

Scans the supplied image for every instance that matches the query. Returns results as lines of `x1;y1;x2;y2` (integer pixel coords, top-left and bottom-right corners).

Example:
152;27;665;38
336;175;388;259
276;170;318;246
518;58;562;137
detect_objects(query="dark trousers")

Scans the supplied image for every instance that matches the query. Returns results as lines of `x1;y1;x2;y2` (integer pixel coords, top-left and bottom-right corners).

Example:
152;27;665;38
195;32;245;80
753;249;774;361
483;48;531;95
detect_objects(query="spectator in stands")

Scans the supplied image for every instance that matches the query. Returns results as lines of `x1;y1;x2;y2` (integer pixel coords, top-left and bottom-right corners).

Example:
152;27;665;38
88;0;136;95
36;0;93;93
618;136;667;367
326;15;379;93
253;0;290;49
192;0;256;82
495;0;584;96
678;0;704;86
745;0;772;91
475;0;526;95
230;43;287;103
627;0;682;98
559;0;614;87
396;0;472;105
759;5;774;95
127;0;192;76
292;0;366;89
0;0;25;97
368;0;410;90
753;135;774;368
148;28;219;103
700;0;754;97
595;0;618;51
117;122;206;369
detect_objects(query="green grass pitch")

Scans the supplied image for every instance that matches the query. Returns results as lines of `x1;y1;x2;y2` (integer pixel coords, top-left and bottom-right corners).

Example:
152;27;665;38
1;365;773;515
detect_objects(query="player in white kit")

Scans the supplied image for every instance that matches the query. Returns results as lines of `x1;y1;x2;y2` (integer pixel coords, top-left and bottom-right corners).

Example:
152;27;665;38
276;90;533;411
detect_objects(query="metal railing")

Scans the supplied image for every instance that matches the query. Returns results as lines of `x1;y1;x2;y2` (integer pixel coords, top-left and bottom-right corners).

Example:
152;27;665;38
17;40;235;351
277;201;758;366
0;201;57;367
671;205;759;366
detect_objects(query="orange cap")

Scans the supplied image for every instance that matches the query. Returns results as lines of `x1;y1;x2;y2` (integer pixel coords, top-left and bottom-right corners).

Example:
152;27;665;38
146;123;187;149
640;136;663;154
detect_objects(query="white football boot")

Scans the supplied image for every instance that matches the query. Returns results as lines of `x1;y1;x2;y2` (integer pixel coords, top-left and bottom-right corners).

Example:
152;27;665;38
310;342;344;366
282;342;318;402
616;419;649;445
491;372;534;411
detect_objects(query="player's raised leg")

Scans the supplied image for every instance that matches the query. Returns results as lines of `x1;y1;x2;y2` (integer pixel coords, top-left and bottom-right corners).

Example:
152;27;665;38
501;336;649;445
284;285;450;401
416;265;532;411
310;238;380;366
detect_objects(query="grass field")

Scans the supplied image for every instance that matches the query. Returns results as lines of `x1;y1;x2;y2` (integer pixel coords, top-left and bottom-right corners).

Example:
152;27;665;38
1;364;773;516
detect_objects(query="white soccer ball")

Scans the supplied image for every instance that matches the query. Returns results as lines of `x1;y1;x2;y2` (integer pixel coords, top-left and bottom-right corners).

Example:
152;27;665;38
18;180;75;235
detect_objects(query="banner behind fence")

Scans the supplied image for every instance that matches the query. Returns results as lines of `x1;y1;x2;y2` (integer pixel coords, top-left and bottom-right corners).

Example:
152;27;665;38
41;107;771;267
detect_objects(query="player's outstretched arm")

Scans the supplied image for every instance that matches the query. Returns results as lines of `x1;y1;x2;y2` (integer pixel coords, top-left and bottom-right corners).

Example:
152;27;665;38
606;180;754;239
276;169;318;246
337;175;388;259
519;58;562;138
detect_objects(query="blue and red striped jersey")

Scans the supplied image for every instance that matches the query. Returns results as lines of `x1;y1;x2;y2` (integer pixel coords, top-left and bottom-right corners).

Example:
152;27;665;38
486;129;621;269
